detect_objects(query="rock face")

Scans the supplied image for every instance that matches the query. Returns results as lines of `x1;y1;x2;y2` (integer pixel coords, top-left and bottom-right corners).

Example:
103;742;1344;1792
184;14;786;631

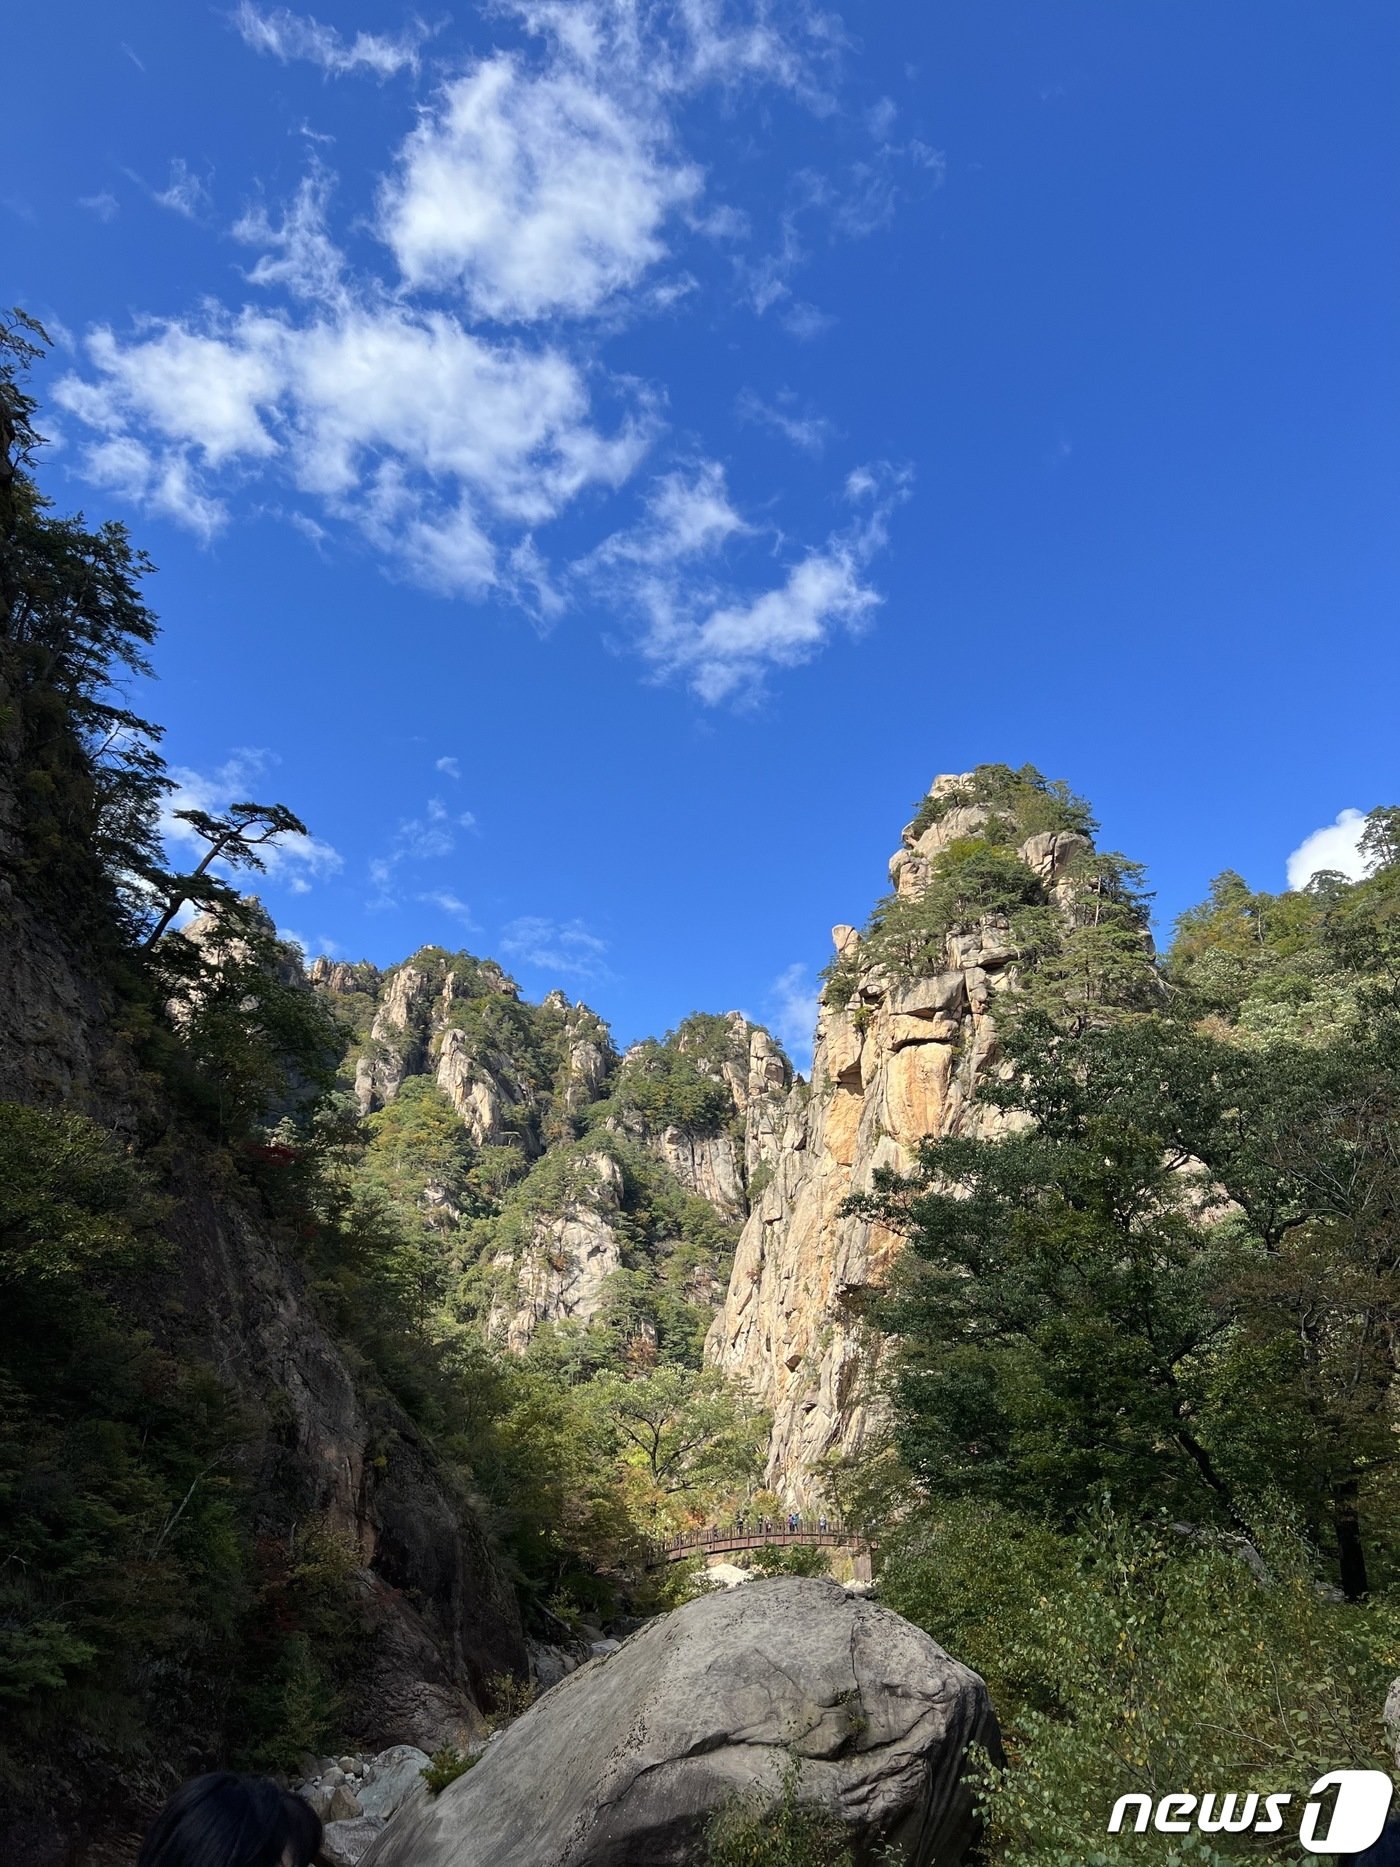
489;1149;628;1352
0;707;525;1859
362;1577;999;1867
320;955;794;1357
609;1016;790;1221
349;955;540;1143
707;776;1087;1502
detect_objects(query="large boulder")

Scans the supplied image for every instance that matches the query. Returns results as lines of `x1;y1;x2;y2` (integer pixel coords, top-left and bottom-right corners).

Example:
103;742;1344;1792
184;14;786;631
357;1745;432;1820
362;1577;999;1867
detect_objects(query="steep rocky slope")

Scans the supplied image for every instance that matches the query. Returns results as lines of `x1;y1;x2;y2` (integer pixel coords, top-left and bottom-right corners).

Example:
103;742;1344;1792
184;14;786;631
314;955;792;1359
707;773;1112;1502
0;677;524;1862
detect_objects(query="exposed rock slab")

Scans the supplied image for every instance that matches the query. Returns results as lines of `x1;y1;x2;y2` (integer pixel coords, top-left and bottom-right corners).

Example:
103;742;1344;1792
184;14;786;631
362;1577;998;1867
707;775;1086;1502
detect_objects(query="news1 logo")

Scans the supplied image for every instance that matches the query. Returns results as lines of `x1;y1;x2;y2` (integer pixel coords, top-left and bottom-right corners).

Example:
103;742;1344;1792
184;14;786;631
1108;1770;1394;1853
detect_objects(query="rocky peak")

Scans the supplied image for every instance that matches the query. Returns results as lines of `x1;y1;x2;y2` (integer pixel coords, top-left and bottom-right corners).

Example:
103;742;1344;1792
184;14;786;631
314;948;796;1362
707;770;1106;1503
345;950;542;1146
309;955;381;996
605;1012;792;1219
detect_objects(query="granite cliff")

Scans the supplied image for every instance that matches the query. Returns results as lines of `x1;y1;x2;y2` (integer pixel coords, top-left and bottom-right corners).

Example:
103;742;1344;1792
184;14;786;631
707;772;1127;1501
313;954;792;1359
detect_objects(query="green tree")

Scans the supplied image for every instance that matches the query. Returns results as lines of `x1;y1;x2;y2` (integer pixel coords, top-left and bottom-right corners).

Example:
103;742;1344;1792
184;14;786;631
141;800;310;948
0;1104;248;1766
862;1010;1400;1598
152;899;341;1141
586;1365;768;1502
877;1501;1398;1866
1;312;169;928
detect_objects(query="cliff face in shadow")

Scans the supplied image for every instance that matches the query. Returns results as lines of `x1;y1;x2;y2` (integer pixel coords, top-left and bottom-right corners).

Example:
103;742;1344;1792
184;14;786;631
0;666;523;1863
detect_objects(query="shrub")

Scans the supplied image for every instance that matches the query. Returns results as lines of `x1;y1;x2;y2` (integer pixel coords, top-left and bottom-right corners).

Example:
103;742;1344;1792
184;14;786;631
706;1763;855;1867
748;1543;831;1579
878;1502;1398;1865
821;844;1044;1006
421;1746;476;1794
483;1669;535;1729
608;1040;735;1136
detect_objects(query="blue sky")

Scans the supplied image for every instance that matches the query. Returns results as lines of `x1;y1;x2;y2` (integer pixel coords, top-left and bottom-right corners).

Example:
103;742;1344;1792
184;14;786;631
7;1;1398;1063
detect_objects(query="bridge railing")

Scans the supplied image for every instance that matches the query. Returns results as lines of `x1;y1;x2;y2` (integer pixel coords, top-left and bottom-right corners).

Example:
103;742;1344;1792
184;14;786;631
643;1523;866;1566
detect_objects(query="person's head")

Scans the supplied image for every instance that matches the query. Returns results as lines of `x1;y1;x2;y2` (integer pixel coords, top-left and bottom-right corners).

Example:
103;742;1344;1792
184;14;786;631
136;1773;324;1867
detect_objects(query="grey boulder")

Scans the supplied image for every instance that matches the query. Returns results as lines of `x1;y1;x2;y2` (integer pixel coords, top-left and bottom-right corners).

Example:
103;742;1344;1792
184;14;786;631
361;1576;998;1867
357;1745;432;1820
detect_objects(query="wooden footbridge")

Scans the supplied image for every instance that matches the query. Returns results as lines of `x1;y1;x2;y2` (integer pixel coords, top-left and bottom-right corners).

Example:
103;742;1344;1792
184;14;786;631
645;1523;872;1576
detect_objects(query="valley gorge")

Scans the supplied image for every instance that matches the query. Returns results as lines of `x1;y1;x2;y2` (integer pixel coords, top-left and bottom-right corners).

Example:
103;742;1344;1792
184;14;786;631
300;773;1094;1507
7;338;1400;1867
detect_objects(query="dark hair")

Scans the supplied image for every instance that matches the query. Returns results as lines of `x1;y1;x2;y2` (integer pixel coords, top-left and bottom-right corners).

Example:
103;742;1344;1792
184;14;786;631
136;1774;324;1867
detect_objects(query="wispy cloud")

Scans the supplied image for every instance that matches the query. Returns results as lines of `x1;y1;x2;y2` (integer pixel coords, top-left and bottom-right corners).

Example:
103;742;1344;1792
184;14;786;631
435;755;461;779
591;460;909;703
231;3;432;79
233;166;346;305
367;795;478;909
79;190;120;222
500;915;612;981
780;300;835;341
418;889;478;929
1286;808;1370;890
279;927;343;956
590;459;749;567
766;961;818;1072
151;158;211;220
736;387;833;455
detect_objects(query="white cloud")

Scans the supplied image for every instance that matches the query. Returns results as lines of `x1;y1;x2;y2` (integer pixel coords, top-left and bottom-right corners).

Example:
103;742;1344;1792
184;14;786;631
161;749;343;887
62;318;283;466
766;961;817;1072
736;387;832;454
435;755;461;779
594;460;907;702
592;459;748;566
232;3;431;79
56;302;652;583
379;55;702;321
56;0;910;704
77;432;230;539
1286;808;1370;890
670;544;879;703
418;890;478;928
234;168;346;305
152;158;210;220
500;915;611;980
80;190;120;222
